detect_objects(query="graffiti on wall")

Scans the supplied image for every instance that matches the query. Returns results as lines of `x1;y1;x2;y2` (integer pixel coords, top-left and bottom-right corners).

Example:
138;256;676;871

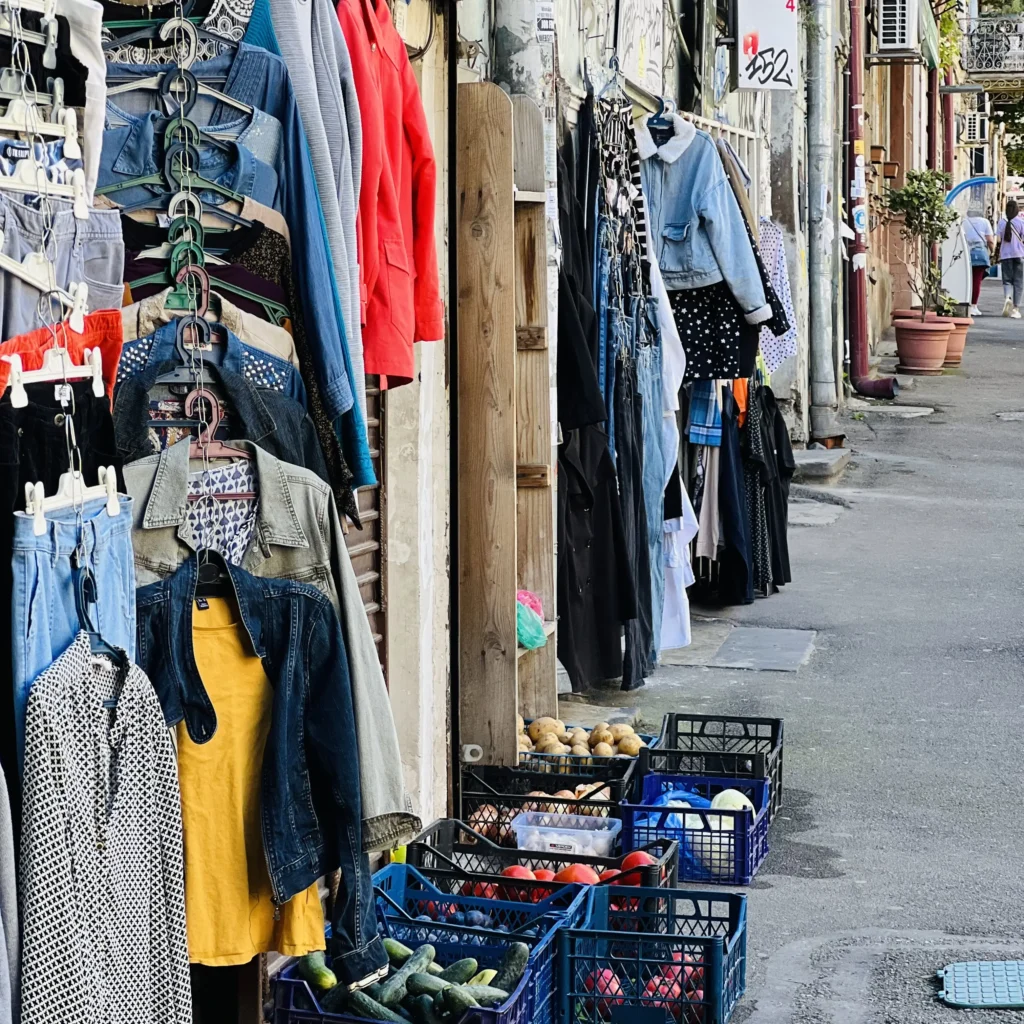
615;0;663;93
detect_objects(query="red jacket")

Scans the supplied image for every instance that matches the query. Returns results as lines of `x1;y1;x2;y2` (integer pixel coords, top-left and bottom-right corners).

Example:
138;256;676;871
337;0;445;387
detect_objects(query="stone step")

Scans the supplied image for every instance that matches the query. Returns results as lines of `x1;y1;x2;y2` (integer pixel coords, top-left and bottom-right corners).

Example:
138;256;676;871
792;447;851;484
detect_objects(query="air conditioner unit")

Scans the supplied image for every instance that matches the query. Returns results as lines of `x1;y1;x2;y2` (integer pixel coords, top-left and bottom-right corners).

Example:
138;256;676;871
878;0;920;51
964;112;989;143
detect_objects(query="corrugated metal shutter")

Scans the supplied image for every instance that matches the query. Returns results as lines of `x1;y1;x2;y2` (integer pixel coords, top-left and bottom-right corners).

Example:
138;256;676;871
345;377;387;680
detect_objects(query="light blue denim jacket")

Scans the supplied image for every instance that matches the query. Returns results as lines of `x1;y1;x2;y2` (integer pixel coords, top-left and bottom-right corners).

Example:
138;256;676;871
637;115;772;325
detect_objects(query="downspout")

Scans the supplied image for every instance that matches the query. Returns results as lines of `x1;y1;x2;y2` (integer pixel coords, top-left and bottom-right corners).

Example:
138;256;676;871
847;0;898;398
927;67;938;170
943;68;955;176
807;0;842;438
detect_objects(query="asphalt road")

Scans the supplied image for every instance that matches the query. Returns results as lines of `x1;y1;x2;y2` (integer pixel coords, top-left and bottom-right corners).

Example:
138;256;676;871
631;280;1024;1021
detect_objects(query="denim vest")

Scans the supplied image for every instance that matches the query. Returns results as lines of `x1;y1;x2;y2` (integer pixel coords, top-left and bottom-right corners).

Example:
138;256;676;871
135;555;388;987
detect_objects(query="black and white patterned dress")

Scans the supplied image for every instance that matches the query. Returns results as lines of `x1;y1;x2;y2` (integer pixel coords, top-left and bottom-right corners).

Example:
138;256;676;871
19;634;191;1024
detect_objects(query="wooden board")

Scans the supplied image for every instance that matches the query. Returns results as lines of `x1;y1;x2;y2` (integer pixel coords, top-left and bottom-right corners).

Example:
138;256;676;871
456;82;519;767
511;94;557;722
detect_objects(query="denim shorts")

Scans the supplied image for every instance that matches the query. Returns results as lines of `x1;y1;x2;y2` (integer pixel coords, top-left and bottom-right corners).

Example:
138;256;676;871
11;495;136;771
0;195;125;337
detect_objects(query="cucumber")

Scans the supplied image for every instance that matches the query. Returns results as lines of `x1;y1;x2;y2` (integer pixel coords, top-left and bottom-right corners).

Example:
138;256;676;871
409;994;447;1024
383;938;416;965
426;962;445;977
462;985;510;1008
406;973;450;998
438;958;478;984
467;969;497;987
441;986;479;1015
492;943;530;992
378;945;436;1007
345;991;408;1022
297;950;338;991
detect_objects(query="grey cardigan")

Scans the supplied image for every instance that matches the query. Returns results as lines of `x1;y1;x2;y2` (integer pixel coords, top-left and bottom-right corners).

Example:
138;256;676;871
124;441;420;852
264;0;366;419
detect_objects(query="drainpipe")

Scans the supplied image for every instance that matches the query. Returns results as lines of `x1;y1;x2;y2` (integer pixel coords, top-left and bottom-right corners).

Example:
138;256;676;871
927;67;938;170
943;68;955;177
847;0;899;399
807;0;841;437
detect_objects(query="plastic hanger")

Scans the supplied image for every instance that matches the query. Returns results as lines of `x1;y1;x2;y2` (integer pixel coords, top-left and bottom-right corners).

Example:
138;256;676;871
0;97;80;152
73;560;129;672
3;345;102;407
647;96;675;147
0;159;88;219
25;464;119;535
0;231;89;324
186;387;253;466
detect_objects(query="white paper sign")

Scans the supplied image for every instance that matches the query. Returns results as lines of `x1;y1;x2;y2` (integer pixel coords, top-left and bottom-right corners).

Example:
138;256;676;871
736;0;798;91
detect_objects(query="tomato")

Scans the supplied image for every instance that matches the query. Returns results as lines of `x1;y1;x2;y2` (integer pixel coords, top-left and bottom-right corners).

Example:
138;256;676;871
458;881;496;900
599;869;621;883
619;850;657;885
500;865;536;880
583;968;624;1018
530;868;556;903
643;975;681;1011
553;864;602;885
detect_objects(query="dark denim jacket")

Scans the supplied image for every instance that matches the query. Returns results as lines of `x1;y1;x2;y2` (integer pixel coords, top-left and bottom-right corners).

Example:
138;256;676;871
112;358;328;478
135;555;388;987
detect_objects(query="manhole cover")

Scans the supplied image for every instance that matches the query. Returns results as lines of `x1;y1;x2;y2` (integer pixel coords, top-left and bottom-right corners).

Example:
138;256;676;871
709;627;816;672
938;961;1024;1009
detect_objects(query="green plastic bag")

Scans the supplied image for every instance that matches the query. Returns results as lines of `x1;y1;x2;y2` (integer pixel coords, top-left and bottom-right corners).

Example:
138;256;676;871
516;601;547;650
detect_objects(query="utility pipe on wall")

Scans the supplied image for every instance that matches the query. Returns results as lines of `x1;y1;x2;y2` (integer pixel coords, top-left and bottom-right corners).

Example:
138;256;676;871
943;68;955;176
927;67;938;170
847;0;898;399
807;0;841;438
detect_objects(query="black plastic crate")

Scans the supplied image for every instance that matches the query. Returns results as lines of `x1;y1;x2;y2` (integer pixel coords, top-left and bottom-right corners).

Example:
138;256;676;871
459;761;637;848
645;714;784;822
408;818;679;898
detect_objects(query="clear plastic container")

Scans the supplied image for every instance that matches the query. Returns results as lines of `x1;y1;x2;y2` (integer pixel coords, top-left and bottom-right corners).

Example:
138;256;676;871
511;811;622;857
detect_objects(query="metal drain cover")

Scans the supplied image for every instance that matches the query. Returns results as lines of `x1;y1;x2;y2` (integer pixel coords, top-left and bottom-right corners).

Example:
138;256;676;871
938;961;1024;1008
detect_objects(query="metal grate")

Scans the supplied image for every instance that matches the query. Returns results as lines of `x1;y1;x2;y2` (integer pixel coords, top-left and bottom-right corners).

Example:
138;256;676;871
938;961;1024;1008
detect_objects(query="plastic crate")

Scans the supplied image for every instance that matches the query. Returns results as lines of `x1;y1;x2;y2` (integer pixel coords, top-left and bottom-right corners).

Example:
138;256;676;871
459;761;637;848
273;958;534;1024
559;885;747;1024
378;863;587;1024
620;775;770;886
645;714;784;822
519;719;658;771
407;819;679;898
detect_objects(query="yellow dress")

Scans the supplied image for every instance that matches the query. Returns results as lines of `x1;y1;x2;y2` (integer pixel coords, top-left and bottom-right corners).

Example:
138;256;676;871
178;597;325;966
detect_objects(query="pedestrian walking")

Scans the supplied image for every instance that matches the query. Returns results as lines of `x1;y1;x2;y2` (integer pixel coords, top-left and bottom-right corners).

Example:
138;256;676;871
965;209;995;316
995;199;1024;318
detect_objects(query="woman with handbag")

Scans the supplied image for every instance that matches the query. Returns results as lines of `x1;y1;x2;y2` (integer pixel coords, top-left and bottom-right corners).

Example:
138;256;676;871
995;199;1024;318
965;210;995;316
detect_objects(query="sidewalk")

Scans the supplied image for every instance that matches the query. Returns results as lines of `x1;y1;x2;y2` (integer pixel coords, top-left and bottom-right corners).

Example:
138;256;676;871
630;280;1024;1022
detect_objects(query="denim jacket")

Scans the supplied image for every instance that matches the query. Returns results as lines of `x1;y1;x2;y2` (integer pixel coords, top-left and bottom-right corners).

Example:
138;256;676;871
135;555;388;987
123;439;420;853
637;115;772;325
112;358;327;478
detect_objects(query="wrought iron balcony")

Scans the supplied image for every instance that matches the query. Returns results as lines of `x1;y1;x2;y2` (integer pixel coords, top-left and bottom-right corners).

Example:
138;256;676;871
962;16;1024;92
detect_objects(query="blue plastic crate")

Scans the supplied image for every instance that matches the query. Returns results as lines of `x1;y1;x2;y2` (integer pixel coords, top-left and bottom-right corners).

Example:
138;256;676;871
620;775;770;886
273;959;534;1024
559;885;747;1024
374;863;589;1024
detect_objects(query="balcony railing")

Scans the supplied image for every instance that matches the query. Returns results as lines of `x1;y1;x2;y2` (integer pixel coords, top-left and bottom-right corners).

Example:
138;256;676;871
963;16;1024;88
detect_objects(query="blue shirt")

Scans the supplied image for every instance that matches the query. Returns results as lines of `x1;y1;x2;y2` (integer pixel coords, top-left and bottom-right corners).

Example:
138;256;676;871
100;44;375;487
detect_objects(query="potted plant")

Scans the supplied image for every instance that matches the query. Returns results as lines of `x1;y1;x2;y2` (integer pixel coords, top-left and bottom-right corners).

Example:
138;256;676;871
884;170;961;374
936;291;973;367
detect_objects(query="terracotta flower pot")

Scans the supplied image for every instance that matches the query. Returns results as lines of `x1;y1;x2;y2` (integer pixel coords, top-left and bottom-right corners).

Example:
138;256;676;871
943;315;973;367
893;319;953;375
891;308;939;322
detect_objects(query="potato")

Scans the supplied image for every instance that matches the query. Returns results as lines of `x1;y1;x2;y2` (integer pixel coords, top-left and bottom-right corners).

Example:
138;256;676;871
570;727;589;742
609;723;635;742
553;720;566;734
558;731;573;744
552;789;577;805
536;734;563;752
575;782;609;801
528;717;560;743
592;742;614;757
589;728;614;748
516;713;525;734
616;734;644;756
570;743;590;756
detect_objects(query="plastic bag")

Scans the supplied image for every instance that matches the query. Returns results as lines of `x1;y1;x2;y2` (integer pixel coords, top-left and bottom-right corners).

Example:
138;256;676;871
516;601;547;650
